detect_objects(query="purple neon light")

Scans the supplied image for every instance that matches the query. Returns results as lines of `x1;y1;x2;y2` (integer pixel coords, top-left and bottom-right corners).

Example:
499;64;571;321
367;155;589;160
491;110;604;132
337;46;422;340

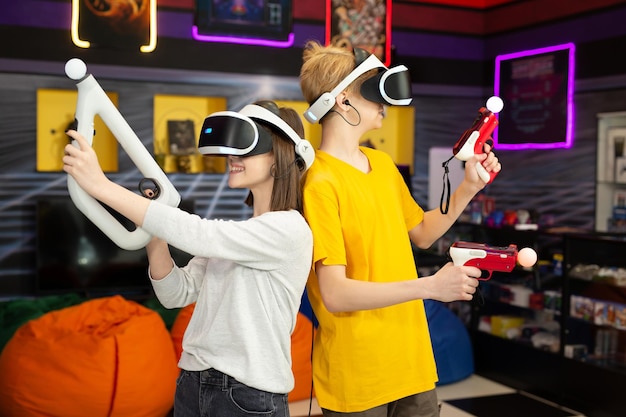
192;26;294;48
494;42;576;150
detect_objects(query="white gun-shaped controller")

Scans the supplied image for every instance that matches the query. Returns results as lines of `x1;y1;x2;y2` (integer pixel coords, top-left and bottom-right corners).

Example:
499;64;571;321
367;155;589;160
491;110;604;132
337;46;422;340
65;58;180;250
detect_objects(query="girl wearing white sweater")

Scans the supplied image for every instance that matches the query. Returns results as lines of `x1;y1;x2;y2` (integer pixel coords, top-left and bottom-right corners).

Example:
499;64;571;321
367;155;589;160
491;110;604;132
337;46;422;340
63;101;314;417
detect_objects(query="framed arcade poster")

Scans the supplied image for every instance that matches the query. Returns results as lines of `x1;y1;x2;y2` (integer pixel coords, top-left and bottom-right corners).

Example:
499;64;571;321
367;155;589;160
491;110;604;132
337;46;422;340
71;0;157;52
326;0;392;66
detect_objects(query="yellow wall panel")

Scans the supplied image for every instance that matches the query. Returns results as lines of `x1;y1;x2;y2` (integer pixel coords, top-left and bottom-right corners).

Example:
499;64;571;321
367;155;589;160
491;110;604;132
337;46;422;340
37;89;119;172
273;103;414;171
274;100;323;150
153;95;227;173
360;106;415;172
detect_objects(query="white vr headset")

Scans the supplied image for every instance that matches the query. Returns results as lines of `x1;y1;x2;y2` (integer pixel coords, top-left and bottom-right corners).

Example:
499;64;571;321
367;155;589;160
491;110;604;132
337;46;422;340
303;48;413;123
198;102;315;171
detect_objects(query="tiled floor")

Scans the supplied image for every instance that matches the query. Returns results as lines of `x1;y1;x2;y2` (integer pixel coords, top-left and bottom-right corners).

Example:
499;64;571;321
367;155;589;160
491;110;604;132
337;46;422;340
289;374;586;417
437;375;584;417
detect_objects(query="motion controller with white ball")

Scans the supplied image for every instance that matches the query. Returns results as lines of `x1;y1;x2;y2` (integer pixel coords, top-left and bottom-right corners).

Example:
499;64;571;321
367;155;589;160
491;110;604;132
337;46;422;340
64;58;181;251
449;241;537;280
453;96;504;184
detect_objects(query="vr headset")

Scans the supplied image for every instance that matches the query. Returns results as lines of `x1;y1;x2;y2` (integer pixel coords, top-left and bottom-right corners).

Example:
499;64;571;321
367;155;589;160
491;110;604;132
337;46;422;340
303;48;412;123
198;103;315;170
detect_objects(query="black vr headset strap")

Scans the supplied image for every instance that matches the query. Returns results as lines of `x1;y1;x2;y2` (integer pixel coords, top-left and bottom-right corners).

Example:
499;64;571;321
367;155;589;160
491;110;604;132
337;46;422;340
241;103;315;170
353;47;370;66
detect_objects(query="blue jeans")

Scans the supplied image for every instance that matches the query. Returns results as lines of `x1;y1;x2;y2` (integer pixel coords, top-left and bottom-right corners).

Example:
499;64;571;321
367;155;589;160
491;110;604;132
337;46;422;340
174;369;290;417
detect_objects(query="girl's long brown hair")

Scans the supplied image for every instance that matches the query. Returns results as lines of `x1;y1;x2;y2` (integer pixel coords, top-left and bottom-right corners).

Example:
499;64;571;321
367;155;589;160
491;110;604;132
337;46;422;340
244;101;306;213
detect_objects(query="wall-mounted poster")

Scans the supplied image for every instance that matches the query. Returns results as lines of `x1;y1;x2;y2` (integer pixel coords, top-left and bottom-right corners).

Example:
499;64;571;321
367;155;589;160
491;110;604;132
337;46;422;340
326;0;391;66
494;43;575;150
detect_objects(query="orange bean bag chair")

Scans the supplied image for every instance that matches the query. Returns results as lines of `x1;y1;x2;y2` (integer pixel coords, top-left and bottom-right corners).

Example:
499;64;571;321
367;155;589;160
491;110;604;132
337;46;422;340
0;295;179;417
289;311;315;402
170;302;196;361
170;305;315;401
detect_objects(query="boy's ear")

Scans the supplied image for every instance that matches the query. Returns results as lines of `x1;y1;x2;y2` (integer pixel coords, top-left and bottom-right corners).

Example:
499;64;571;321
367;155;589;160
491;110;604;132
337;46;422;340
336;93;350;110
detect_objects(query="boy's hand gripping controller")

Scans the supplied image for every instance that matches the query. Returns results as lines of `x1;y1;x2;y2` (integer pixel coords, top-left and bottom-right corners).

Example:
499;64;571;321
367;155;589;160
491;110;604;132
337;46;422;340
453;96;503;184
448;241;537;280
64;58;180;251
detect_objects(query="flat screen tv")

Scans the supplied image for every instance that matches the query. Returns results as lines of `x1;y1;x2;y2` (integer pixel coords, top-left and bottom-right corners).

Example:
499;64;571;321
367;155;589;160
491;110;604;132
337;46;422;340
193;0;294;47
36;197;194;298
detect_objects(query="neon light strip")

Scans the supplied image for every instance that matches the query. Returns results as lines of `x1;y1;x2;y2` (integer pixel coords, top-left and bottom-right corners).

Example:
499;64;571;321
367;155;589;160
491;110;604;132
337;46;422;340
192;26;294;48
140;0;158;53
494;42;576;150
70;0;90;48
384;0;392;65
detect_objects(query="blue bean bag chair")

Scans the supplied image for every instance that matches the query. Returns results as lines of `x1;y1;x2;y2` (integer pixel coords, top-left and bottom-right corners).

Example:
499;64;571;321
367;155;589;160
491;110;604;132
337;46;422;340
424;300;474;385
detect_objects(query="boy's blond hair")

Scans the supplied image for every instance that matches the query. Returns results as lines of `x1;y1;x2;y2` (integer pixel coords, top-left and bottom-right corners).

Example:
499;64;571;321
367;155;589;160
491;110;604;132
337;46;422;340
299;40;375;107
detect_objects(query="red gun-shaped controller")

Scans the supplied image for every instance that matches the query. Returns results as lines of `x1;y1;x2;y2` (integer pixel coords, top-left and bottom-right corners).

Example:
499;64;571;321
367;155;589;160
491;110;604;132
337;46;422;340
453;97;502;184
449;241;519;280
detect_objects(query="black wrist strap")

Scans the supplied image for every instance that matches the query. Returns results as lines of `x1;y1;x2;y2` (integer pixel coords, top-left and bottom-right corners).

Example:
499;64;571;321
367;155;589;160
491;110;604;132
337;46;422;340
440;156;454;214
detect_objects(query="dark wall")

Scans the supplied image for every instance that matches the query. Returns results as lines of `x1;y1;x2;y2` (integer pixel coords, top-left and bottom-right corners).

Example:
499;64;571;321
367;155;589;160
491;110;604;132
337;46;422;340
1;1;626;297
3;2;626;84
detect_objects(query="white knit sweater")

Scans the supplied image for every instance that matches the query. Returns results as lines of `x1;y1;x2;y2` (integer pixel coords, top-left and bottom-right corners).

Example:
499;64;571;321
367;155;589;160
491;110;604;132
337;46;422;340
142;202;313;394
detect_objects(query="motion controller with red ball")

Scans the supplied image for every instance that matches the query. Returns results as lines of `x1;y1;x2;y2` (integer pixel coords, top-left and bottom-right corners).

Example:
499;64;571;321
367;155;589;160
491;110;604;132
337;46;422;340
453;96;504;184
449;241;537;280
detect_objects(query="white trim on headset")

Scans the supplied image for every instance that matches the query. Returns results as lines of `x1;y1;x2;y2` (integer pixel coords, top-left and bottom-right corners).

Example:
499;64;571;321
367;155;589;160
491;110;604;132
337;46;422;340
379;66;413;106
240;104;315;170
303;54;386;124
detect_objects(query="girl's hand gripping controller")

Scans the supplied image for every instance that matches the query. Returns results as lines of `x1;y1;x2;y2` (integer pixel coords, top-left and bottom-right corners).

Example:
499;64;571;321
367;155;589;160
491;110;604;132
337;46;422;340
453;96;503;184
64;58;181;250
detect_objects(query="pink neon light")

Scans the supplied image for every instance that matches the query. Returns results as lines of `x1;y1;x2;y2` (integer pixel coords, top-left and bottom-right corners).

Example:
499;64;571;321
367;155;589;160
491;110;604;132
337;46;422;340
192;26;294;48
494;43;576;150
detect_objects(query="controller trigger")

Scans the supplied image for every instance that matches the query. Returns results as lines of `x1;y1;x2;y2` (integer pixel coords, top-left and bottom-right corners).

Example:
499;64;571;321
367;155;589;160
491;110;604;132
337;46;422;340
66;118;78;132
138;178;161;200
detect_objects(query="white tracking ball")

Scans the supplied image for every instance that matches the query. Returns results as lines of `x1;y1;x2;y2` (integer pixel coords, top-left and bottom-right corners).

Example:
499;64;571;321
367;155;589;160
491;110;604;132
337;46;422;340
517;247;538;268
486;96;504;113
65;58;87;80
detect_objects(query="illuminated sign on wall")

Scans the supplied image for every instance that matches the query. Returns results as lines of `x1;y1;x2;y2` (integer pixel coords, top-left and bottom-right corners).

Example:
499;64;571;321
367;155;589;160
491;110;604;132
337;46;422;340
494;43;576;150
71;0;157;53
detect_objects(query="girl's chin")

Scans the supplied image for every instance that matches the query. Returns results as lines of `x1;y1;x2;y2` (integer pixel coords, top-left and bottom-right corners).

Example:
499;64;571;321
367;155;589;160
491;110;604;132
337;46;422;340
227;177;241;188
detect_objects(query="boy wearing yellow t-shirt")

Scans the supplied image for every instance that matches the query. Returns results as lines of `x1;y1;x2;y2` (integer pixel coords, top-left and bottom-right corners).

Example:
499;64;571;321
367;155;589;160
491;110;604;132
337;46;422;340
299;41;501;416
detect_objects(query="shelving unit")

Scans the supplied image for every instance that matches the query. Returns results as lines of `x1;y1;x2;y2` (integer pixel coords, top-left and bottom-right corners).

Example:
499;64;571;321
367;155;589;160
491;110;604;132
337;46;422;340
596;111;626;232
563;233;626;364
560;232;626;416
426;224;626;416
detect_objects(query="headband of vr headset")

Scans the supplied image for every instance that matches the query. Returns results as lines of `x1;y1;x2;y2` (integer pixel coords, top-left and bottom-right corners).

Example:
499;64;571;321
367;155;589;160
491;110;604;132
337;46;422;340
303;48;412;124
198;103;315;170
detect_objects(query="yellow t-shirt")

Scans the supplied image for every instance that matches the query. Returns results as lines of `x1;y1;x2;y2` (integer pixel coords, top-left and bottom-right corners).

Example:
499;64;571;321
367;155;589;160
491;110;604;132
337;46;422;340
303;147;438;413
